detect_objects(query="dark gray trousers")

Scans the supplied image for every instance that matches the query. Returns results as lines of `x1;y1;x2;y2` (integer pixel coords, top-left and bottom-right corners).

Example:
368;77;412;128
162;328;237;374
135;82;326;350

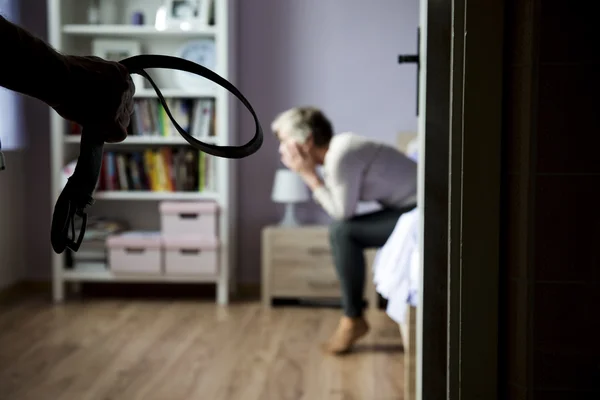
329;205;416;317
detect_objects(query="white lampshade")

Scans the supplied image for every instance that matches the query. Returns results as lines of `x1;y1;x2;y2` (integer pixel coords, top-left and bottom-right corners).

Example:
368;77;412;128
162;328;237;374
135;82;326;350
271;169;310;203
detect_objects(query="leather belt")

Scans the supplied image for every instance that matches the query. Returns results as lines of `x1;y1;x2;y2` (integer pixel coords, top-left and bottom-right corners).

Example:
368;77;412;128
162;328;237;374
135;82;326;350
51;54;264;254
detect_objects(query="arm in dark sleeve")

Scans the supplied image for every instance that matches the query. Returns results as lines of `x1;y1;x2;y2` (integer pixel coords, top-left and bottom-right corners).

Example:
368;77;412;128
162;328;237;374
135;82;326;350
0;15;69;107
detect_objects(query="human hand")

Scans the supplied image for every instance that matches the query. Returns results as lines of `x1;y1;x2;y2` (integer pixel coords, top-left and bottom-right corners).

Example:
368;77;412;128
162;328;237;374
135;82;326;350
53;55;135;143
280;141;316;174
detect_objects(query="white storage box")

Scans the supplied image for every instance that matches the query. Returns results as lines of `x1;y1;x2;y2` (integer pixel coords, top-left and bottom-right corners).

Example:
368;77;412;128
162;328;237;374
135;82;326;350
159;201;219;236
163;236;219;276
106;231;163;275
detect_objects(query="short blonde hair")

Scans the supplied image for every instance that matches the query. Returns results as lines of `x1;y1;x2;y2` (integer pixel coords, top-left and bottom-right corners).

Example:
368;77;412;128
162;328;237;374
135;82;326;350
271;106;334;147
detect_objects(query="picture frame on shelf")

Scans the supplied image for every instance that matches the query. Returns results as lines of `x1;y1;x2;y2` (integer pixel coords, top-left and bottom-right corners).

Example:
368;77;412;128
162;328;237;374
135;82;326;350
92;39;144;90
173;39;217;92
161;0;211;30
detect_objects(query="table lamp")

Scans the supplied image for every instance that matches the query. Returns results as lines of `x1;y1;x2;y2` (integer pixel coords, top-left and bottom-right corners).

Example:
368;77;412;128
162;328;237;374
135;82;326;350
271;168;310;226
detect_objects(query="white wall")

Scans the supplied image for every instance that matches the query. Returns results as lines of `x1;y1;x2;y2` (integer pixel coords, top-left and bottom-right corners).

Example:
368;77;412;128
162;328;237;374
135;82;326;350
0;152;26;290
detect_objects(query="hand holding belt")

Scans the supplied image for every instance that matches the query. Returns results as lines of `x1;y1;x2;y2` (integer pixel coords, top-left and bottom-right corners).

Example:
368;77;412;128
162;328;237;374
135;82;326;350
51;54;264;254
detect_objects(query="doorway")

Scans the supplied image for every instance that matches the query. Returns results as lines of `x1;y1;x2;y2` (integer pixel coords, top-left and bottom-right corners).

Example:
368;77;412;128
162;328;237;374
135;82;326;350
415;0;504;398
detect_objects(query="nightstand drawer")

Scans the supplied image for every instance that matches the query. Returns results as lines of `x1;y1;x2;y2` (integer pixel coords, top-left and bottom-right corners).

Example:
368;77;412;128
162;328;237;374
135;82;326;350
262;226;341;300
269;227;339;297
268;226;330;248
262;225;380;308
271;262;341;298
270;241;332;269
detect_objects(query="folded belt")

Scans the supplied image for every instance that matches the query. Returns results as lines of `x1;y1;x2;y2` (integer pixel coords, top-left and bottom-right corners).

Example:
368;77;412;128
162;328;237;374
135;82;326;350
50;54;264;254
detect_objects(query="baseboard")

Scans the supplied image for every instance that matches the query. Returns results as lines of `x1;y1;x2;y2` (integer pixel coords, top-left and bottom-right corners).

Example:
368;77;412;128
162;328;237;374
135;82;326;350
0;280;49;302
0;280;261;302
236;282;260;300
0;282;23;301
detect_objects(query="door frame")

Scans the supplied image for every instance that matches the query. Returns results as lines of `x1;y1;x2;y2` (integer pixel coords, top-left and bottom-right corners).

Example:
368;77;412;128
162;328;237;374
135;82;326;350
417;0;504;398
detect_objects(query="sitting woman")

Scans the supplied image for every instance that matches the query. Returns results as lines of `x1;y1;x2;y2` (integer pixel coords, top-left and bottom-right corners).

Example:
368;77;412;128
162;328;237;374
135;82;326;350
272;106;418;354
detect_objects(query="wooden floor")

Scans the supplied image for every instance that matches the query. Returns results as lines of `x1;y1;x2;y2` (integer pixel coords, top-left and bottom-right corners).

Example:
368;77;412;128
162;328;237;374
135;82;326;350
0;294;404;400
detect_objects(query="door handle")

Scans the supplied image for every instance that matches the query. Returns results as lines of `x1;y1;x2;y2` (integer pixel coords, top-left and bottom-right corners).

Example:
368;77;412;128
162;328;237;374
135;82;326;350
398;55;419;64
397;27;421;116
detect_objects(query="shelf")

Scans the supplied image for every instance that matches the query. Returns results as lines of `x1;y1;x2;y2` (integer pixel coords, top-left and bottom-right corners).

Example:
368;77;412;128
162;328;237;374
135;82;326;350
50;0;234;305
94;191;219;201
64;136;217;145
62;24;217;37
63;262;218;283
134;88;218;98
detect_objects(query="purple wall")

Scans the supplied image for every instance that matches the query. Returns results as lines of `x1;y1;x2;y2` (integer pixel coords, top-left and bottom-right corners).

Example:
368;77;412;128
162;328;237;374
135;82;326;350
20;0;419;284
0;0;26;150
236;0;419;283
21;0;52;281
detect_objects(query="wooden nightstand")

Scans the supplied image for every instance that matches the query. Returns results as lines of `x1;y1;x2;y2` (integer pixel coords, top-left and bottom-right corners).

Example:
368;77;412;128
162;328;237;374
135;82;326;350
261;225;378;309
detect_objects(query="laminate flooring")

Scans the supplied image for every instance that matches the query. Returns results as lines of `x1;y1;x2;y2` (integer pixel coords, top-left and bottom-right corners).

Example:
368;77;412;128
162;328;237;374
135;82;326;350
0;294;404;400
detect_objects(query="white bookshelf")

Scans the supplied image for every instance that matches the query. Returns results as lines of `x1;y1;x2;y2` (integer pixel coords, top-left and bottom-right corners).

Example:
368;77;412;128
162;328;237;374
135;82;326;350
62;262;220;283
62;24;218;37
64;135;219;145
47;0;238;305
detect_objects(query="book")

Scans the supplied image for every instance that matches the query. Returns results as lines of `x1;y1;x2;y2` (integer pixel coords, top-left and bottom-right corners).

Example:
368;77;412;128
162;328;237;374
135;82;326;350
97;147;215;193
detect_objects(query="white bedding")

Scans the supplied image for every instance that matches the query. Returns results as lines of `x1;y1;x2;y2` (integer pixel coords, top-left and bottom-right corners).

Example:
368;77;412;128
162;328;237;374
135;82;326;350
372;207;420;324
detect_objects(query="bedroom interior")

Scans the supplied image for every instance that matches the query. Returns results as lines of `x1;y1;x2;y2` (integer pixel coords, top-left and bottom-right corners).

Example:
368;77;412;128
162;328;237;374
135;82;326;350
3;0;597;398
0;0;419;398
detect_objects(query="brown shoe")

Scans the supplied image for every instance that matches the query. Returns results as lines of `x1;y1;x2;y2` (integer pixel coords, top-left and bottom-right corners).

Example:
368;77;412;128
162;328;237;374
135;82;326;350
322;316;370;355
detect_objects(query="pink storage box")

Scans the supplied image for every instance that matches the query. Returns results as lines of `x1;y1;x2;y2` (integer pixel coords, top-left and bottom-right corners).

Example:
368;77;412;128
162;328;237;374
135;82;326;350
163;236;219;276
160;201;219;236
106;231;163;275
